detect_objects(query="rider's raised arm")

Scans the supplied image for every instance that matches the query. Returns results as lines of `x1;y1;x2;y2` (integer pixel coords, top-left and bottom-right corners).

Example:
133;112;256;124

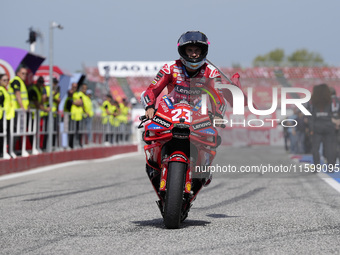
142;63;174;111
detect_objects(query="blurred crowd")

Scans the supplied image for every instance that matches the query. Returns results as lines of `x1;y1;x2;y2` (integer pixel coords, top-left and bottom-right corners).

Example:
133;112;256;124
283;84;340;165
0;66;131;158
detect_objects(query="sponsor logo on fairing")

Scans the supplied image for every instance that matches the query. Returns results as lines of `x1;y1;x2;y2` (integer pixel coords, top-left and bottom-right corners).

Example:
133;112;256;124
156;112;172;121
169;154;187;161
192;120;212;130
192;100;202;112
162;96;174;109
192;116;209;124
198;128;216;135
175;85;201;95
152;115;171;128
159;101;170;113
148;123;164;130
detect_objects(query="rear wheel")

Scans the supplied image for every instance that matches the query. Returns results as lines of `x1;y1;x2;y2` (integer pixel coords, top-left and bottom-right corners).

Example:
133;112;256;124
163;161;187;229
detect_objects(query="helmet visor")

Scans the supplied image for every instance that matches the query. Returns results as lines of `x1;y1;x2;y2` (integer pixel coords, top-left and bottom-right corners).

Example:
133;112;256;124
178;31;208;46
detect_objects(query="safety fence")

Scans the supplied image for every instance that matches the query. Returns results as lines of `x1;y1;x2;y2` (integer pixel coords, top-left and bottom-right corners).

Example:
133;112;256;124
0;109;132;160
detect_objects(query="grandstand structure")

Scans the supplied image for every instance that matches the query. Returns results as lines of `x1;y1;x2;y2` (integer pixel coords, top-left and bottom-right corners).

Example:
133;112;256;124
83;64;340;146
84;65;340;108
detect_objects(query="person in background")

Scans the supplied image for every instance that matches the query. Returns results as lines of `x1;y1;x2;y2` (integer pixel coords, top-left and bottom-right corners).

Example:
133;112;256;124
294;110;307;154
110;99;121;143
118;98;130;124
0;74;14;158
51;78;61;147
117;98;130;142
330;87;340;163
70;83;85;148
288;108;298;154
101;94;113;143
303;115;312;154
41;79;57;150
63;83;77;148
52;78;61;114
110;99;120;127
83;88;94;144
8;67;29;112
64;83;77;113
8;67;29;155
287;120;297;154
28;76;50;150
281;118;290;152
28;76;50;115
308;84;339;169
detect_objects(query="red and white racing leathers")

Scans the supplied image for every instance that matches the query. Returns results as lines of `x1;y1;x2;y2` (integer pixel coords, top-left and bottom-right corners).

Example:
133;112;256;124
142;59;226;118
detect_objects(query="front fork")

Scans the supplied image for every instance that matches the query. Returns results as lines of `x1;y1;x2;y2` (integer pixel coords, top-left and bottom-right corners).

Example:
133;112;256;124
159;151;192;194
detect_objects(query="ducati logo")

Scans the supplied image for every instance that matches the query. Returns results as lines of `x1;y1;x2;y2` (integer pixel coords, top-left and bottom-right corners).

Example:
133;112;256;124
209;69;220;78
162;64;170;74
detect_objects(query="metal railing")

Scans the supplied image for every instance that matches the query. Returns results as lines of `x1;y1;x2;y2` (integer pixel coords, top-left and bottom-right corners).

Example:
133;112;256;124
0;109;132;159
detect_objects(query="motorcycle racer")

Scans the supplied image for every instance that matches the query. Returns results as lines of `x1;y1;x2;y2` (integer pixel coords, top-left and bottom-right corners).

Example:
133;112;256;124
141;31;226;120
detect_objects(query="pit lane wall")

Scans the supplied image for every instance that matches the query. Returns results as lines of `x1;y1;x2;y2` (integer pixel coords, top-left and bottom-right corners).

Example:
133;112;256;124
0;144;137;176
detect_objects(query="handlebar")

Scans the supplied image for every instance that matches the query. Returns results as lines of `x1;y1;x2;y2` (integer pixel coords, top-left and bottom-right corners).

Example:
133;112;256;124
138;113;225;129
139;115;147;121
138;115;149;129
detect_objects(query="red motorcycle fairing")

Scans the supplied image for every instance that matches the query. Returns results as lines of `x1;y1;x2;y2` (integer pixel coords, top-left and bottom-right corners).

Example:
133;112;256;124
141;92;222;228
159;151;191;194
168;151;188;163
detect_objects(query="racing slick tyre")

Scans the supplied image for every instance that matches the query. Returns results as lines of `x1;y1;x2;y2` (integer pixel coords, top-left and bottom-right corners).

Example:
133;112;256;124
163;161;187;229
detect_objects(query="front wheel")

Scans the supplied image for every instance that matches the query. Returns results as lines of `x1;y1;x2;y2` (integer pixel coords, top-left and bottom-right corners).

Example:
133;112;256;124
163;161;187;229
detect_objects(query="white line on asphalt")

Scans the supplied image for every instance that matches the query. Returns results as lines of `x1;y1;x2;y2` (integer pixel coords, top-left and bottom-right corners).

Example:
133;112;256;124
0;151;142;182
318;172;340;194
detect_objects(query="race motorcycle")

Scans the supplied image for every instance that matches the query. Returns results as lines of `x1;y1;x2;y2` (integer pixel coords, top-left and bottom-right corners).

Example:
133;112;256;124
139;88;224;229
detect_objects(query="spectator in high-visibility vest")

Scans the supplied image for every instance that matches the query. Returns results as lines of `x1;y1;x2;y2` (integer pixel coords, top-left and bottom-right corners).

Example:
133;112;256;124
110;99;121;128
49;77;60;148
83;89;94;144
8;67;29;111
64;83;77;113
101;94;113;125
28;76;50;150
28;76;50;117
8;67;29;155
117;98;130;124
40;79;57;151
0;74;14;157
70;84;86;148
101;94;113;143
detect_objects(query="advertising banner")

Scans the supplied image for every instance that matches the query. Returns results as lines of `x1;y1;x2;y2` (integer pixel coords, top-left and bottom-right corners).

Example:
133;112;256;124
98;61;166;77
